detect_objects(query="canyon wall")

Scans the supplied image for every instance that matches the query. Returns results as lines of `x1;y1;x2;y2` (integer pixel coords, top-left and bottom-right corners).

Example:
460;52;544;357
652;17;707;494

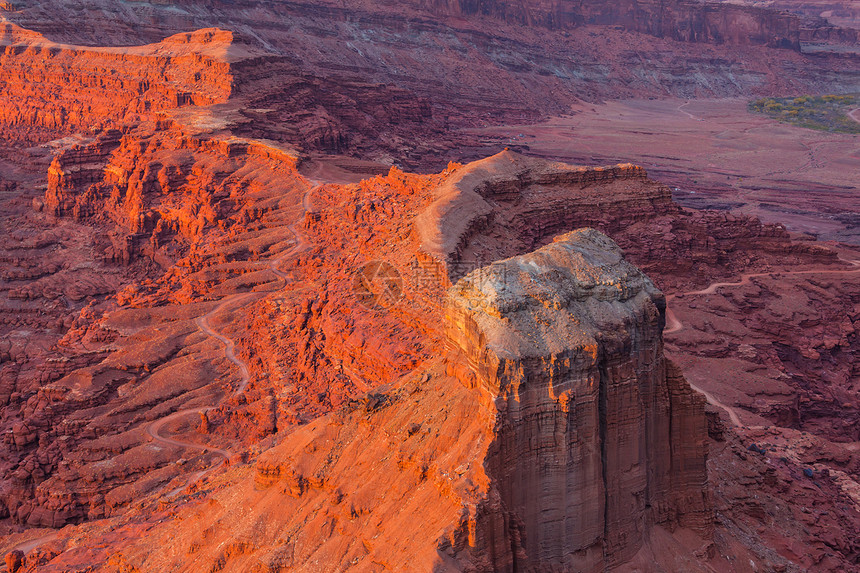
2;134;855;569
444;229;712;571
413;152;671;283
21;144;837;534
0;22;235;143
586;0;802;49
229;56;437;158
0;4;855;169
414;150;837;290
0;123;310;528
0;0;855;568
0;2;855;165
419;0;803;48
43;125;302;267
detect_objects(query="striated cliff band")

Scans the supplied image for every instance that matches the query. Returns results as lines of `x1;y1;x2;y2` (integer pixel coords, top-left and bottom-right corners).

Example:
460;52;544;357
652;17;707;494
445;229;711;572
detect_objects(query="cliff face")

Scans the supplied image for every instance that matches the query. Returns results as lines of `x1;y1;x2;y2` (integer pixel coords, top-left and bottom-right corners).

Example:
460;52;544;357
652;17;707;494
414;151;673;283
0;16;443;160
4;0;810;49
0;0;856;566
0;130;309;529
3;135;855;569
419;0;802;48
43;125;302;267
2;0;857;169
19;144;835;538
445;229;711;571
414;150;835;290
229;56;437;158
589;0;801;49
0;22;236;143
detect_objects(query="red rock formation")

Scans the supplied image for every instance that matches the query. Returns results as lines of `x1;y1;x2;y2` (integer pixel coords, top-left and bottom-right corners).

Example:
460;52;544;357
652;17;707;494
44;124;303;267
1;132;857;569
445;229;711;571
0;21;237;143
5;549;23;572
31;229;714;573
0;1;855;566
414;150;837;290
0;120;313;530
413;153;661;282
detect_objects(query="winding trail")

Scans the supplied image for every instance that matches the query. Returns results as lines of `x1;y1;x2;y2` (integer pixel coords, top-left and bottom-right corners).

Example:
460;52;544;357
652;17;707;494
143;183;319;492
849;108;860;125
664;257;860;426
2;531;60;564
690;382;743;427
677;101;703;122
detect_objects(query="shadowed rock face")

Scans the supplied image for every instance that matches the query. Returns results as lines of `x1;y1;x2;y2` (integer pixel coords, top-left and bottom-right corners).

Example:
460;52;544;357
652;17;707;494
414;150;835;292
421;0;805;48
446;229;711;572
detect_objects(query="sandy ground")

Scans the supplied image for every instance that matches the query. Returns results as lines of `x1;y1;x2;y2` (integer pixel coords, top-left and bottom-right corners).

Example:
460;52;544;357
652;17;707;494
466;98;860;244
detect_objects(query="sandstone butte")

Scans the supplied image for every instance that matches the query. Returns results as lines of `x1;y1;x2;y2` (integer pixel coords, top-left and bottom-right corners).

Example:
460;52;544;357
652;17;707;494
0;1;857;572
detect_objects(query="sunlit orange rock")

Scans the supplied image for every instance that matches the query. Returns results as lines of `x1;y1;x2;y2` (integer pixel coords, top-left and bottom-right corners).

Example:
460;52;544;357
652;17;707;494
0;22;237;143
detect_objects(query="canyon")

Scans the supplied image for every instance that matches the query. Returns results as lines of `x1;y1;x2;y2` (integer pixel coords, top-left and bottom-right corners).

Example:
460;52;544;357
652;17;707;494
3;0;860;167
470;98;860;245
0;0;856;571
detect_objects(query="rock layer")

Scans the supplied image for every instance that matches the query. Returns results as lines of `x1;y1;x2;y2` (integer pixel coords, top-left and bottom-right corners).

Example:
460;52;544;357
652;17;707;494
414;152;663;282
1;140;856;570
0;21;237;143
421;0;805;48
445;229;711;571
415;150;837;290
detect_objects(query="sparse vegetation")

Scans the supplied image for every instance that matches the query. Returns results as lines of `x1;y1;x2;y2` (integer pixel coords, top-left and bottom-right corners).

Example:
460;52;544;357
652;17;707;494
749;93;860;133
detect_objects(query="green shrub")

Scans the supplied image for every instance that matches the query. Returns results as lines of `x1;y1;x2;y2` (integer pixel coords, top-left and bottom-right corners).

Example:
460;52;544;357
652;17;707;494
749;93;859;134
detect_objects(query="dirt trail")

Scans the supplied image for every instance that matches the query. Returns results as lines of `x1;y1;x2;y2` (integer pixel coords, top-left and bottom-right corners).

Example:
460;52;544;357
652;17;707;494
664;299;684;334
850;108;860;124
0;531;59;566
677;101;703;121
686;259;860;296
143;183;320;492
0;200;313;564
687;381;743;427
0;530;61;572
664;257;860;426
